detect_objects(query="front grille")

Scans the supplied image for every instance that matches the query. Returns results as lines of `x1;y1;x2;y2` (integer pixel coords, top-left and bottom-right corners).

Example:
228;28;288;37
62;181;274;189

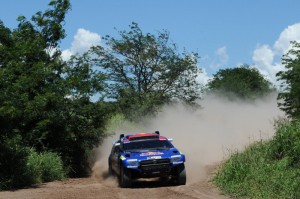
140;158;170;166
140;158;171;174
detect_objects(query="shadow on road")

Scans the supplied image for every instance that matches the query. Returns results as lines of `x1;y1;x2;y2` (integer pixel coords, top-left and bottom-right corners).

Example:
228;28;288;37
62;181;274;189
104;172;179;189
126;178;177;189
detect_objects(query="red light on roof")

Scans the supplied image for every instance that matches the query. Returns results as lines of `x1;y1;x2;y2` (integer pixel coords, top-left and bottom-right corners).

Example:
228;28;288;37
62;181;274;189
127;133;159;141
159;136;167;140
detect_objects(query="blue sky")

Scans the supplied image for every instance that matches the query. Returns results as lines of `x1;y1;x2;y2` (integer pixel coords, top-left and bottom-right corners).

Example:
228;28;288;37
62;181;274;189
1;0;300;85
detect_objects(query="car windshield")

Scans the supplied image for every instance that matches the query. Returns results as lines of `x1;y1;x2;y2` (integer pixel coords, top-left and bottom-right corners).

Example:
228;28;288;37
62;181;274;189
123;140;173;152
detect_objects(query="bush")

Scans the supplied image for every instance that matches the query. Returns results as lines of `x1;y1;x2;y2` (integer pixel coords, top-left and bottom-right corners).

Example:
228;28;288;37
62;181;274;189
270;120;300;166
0;140;65;191
0;137;32;190
214;142;271;198
26;150;65;183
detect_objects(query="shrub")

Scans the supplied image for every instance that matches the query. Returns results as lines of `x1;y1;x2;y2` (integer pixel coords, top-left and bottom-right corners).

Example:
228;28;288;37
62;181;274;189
214;142;272;198
0;137;32;190
270;120;300;166
26;150;65;183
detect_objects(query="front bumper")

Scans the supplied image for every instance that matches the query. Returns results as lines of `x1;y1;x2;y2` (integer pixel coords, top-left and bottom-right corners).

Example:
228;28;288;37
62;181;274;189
139;158;171;176
125;158;184;178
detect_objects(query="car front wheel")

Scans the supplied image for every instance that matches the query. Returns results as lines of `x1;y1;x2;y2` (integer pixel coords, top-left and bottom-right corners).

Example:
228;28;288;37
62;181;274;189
108;161;114;176
174;164;186;185
119;166;132;188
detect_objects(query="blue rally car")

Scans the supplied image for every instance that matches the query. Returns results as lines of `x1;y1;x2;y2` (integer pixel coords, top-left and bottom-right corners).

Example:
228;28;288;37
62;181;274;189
108;131;186;188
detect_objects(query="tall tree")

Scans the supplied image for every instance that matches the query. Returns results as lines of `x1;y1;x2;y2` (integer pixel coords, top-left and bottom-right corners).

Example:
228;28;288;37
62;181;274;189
277;41;300;118
0;0;71;148
207;65;274;100
89;22;202;119
0;0;72;188
0;0;108;178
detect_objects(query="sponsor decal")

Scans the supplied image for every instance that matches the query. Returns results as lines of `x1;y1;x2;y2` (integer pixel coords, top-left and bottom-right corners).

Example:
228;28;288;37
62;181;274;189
147;156;161;160
140;152;164;156
172;161;183;164
127;165;138;168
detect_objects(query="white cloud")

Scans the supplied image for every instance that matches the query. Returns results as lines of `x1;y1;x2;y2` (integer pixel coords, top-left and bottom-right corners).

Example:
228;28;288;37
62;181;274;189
253;44;274;67
61;49;73;61
210;46;229;69
274;23;300;55
252;22;300;86
62;28;101;61
217;46;229;64
196;67;210;86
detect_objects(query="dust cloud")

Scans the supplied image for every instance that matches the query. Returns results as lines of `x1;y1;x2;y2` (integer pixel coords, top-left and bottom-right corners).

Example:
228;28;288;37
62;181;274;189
91;137;118;186
92;93;285;184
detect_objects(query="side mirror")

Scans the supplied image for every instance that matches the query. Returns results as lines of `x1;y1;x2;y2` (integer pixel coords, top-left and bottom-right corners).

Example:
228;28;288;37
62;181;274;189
119;134;124;139
168;138;173;142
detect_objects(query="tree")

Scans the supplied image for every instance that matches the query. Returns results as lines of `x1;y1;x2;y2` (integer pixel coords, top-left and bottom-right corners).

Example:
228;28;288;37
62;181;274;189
207;65;274;100
0;0;109;181
89;22;202;119
0;0;73;188
0;0;72;151
277;41;300;119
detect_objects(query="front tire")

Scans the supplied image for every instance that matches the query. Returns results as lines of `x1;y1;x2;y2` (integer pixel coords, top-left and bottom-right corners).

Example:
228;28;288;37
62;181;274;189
108;162;114;176
174;164;186;185
119;167;132;188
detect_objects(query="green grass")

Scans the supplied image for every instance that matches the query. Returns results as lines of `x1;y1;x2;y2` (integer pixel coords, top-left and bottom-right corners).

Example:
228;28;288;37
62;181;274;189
26;150;65;184
213;121;300;199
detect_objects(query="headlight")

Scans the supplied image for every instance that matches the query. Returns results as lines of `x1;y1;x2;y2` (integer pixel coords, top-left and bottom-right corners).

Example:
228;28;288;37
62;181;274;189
171;155;182;163
126;159;139;167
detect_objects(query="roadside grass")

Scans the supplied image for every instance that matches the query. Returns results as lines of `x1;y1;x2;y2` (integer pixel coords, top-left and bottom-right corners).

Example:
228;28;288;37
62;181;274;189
213;121;300;199
26;150;65;184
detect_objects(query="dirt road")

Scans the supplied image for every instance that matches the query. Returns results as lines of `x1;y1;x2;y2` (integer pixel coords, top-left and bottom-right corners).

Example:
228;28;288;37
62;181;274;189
0;165;229;199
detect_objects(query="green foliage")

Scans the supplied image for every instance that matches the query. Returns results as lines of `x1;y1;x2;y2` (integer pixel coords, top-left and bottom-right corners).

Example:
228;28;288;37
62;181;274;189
0;0;71;147
89;22;202;120
214;121;300;198
208;65;274;100
0;0;110;188
0;140;65;190
66;52;106;100
277;41;300;118
26;149;65;183
270;120;300;166
0;137;32;190
105;113;142;136
59;100;109;177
